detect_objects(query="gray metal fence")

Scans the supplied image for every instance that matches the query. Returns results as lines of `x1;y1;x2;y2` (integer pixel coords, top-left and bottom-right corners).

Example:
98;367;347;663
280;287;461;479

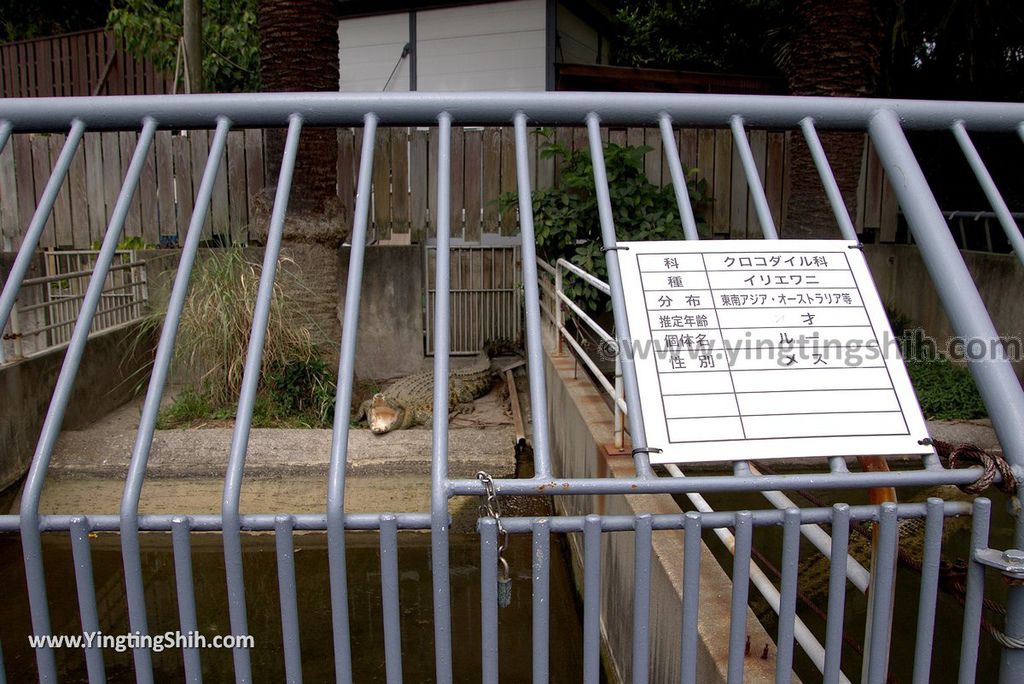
0;92;1022;683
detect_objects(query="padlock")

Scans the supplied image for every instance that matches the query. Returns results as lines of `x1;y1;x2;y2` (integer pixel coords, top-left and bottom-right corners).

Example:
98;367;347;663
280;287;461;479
497;557;512;608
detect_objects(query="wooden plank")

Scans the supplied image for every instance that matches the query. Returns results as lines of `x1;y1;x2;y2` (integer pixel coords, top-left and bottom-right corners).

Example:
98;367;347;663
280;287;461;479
74;34;89;97
879;174;899;243
173;132;194;240
659;125;679;189
119;131;143;238
189;129;211;239
67;133;89;248
100;132;122;236
781;131;794;236
138;132;159;246
50;135;74;247
644;127;661;186
679;128;697;169
409;127;429;240
499;127;517;235
712;130;733;236
226;130;248;244
535;126;555;191
83;132;106;244
553;126;572;186
463;128;482;242
372;126;392;240
481;128;502;232
210;130;230;241
14;135;36;235
245;129;266;225
572;126;588;157
730;129;749;239
764;132;785;231
31;135;55;247
696;129;716;229
427;126;438;238
0;138;18;243
153;130;176;241
449;126;464;239
36;39;53;97
863;139;884;231
745;129;768;237
854;137;869;232
390;127;410;235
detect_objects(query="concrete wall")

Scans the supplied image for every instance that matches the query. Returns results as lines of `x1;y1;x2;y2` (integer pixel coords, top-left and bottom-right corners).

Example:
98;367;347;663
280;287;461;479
0;323;153;492
337;244;428;380
543;330;781;683
864;244;1024;379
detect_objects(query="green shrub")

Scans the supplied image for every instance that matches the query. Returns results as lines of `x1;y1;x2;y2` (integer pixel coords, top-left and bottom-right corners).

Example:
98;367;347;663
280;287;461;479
499;132;710;313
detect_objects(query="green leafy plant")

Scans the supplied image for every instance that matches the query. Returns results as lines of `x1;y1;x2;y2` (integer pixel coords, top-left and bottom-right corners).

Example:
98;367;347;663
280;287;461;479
499;132;710;312
108;0;259;93
888;308;988;420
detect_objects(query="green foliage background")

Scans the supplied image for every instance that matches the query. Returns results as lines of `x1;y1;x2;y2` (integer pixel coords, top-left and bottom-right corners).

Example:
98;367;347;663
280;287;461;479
107;0;259;92
501;132;709;313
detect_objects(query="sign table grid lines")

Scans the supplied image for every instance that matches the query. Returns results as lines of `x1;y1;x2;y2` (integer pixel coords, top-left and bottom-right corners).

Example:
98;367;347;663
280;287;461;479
619;240;933;463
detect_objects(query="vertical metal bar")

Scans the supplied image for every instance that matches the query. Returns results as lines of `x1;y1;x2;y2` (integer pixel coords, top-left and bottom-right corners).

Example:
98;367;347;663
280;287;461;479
960;497;991;684
222;113;303;684
120;116;231;684
532;518;550;684
327;112;378;684
865;502;898;684
69;517;105;683
632;514;652;684
513;113;553;479
729;115;778;239
658;114;699;240
380;515;403;684
275;515;303;684
613;355;623;449
430;111;454;684
553;264;563;354
680;511;701;684
583;515;602;684
0;638;7;684
799;117;859;242
911;498;945;684
480;517;499;684
585;113;655;478
727;511;752;684
870;110;1024;473
0;121;10;154
775;509;801;682
19;117;155;683
171;517;202;683
951;121;1024;265
823;504;850;684
0;118;85;367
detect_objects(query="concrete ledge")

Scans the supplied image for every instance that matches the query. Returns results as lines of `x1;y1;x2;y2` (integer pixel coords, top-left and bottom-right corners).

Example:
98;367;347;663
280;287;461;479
543;330;781;683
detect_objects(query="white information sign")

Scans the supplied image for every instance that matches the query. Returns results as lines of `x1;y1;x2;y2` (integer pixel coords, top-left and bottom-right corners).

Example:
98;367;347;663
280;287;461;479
617;240;934;463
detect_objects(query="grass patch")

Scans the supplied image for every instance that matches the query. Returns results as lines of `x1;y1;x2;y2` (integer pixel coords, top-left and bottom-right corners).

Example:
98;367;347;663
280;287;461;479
889;308;988;421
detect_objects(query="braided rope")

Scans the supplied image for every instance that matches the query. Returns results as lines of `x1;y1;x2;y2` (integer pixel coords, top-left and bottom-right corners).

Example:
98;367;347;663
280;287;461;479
932;439;1019;496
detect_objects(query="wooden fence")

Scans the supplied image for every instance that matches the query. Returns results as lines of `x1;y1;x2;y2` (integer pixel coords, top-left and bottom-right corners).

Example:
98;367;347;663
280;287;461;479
0;28;174;99
0;125;897;250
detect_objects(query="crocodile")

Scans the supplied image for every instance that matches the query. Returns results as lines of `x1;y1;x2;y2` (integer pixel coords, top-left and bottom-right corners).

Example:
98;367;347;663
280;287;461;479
357;351;495;434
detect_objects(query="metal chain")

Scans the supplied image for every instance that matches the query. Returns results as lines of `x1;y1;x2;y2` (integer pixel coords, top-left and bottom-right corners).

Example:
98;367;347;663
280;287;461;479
477;471;510;573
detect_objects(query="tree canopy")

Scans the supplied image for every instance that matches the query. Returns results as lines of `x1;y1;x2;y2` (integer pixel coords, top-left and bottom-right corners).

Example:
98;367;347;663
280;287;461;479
107;0;259;92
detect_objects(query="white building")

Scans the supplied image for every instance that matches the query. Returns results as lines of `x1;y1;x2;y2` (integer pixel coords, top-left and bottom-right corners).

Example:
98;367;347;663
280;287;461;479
337;0;613;92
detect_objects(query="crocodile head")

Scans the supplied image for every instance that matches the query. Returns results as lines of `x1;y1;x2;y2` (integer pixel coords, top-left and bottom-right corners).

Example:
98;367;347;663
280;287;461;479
367;393;406;434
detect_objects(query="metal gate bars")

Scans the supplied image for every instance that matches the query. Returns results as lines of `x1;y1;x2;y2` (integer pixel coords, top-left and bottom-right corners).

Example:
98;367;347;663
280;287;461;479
0;92;1023;683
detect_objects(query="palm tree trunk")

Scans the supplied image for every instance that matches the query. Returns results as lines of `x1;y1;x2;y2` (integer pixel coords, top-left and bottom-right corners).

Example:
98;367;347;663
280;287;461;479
782;0;885;238
259;0;338;217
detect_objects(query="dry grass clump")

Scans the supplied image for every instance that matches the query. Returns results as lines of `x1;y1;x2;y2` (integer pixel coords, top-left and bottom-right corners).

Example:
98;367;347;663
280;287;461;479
143;247;319;407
